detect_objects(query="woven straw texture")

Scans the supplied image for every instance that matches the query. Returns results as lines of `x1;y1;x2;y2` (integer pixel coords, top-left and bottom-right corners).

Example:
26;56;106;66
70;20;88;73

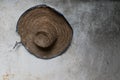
17;5;73;59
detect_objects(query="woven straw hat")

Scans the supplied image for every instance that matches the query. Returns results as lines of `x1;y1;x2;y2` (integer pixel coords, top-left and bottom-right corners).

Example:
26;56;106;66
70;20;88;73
17;5;73;59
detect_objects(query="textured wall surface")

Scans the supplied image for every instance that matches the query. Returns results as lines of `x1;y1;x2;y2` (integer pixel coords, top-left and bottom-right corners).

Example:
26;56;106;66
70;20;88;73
0;0;120;80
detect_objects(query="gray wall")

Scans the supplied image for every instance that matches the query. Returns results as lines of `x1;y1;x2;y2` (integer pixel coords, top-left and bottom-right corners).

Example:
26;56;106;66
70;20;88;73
0;0;120;80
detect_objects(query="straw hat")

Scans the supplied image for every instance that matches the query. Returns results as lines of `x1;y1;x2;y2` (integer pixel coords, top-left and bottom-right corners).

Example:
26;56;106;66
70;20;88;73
17;5;73;59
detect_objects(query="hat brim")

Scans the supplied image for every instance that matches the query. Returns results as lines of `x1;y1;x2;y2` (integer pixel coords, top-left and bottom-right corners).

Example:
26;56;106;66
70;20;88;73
17;5;73;59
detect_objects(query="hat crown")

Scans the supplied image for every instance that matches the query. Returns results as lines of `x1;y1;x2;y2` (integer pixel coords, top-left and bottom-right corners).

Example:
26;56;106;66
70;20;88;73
34;27;57;48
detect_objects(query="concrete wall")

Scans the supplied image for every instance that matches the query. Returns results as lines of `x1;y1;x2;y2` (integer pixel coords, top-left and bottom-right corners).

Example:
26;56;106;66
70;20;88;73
0;0;120;80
